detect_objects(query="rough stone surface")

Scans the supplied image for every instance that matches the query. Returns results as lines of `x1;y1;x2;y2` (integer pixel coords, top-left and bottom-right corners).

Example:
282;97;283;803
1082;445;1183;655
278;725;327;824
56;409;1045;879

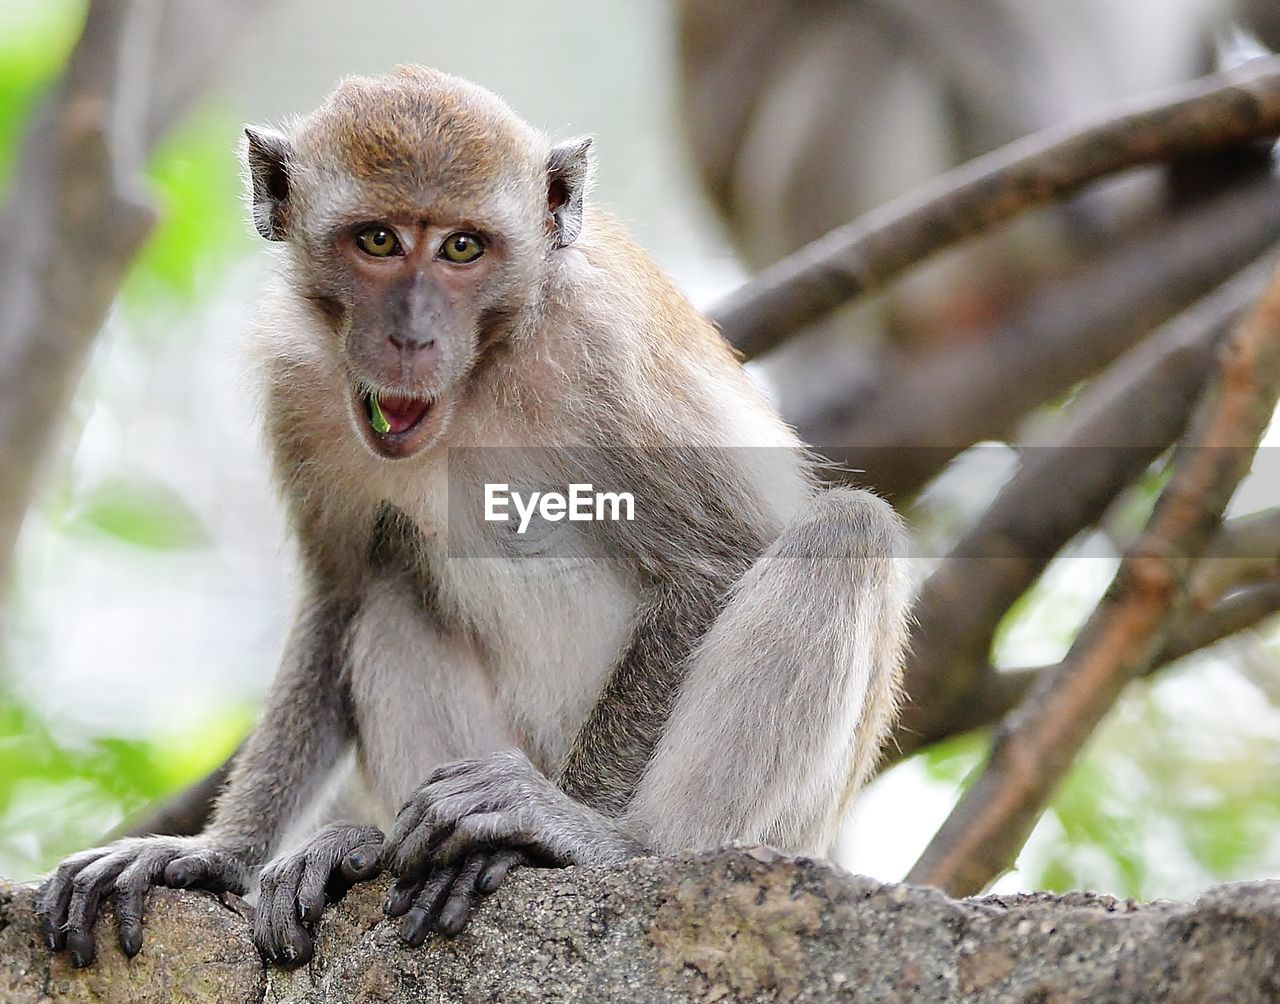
3;847;1279;1002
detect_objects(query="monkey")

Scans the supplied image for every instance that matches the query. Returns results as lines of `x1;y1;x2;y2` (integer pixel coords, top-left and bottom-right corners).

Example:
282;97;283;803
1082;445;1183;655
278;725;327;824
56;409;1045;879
36;66;911;969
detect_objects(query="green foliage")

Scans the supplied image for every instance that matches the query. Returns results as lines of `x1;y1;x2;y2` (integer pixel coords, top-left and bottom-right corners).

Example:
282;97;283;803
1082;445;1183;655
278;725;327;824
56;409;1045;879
1021;668;1280;899
0;1;86;189
56;475;211;551
0;2;248;308
125;112;252;306
0;688;251;879
0;0;253;885
919;730;986;787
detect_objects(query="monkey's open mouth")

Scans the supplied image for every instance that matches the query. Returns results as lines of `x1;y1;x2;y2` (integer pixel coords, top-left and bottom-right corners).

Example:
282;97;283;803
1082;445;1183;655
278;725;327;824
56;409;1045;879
353;388;443;459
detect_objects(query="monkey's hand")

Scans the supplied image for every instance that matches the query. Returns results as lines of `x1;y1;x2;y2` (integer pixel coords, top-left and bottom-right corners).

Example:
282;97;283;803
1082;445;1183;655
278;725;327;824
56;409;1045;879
381;750;644;941
382;847;524;943
254;822;383;966
36;835;251;968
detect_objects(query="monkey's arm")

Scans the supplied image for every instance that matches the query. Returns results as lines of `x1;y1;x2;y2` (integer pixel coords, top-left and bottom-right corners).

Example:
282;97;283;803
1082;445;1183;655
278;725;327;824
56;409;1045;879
37;595;358;967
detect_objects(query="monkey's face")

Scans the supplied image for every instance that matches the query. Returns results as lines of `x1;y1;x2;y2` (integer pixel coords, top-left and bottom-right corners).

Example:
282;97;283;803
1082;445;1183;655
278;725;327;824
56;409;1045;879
326;213;527;461
244;68;593;461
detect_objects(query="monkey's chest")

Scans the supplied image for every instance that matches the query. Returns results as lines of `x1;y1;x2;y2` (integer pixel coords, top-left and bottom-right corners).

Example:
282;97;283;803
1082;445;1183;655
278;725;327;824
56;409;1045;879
347;552;637;814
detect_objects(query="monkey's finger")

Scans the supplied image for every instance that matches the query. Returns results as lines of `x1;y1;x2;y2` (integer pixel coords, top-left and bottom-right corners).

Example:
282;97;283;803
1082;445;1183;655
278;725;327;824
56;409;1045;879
399;868;458;948
253;892;313;966
322;841;383;907
477;848;524;894
384;813;459;882
383;876;424;918
163;849;249;895
417;772;510;811
433;812;518;866
295;854;333;926
436;853;489;936
292;824;385;922
65;854;133;968
423;782;513;844
36;849;109;951
425;759;483;785
113;851;172;959
382;799;433;868
264;857;312;965
339;837;384;884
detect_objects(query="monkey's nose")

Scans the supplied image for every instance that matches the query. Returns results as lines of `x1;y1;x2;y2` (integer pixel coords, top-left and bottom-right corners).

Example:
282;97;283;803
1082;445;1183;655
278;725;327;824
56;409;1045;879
388;330;436;352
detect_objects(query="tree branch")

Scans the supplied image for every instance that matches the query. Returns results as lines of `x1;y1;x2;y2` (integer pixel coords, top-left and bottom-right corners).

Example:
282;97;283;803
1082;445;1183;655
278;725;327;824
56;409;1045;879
1188;505;1280;606
711;56;1280;359
919;578;1280;754
0;0;275;613
891;254;1276;761
6;855;1280;1002
906;259;1280;896
801;172;1280;502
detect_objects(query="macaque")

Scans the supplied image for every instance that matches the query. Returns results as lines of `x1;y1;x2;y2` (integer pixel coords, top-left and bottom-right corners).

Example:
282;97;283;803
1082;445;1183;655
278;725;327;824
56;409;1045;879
38;67;910;967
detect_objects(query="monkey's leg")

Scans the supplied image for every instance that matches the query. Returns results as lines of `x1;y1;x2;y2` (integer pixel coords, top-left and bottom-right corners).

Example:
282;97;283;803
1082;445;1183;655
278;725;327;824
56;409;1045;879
37;595;356;967
628;487;909;854
382;488;908;867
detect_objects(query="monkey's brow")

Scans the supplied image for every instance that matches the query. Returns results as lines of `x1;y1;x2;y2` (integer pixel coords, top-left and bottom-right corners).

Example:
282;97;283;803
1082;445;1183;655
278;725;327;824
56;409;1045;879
329;207;504;237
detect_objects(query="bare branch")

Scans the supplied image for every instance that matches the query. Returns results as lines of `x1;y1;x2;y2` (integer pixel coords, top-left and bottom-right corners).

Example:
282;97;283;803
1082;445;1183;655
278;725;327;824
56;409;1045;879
0;0;274;606
907;259;1280;896
1188;505;1280;606
892;255;1276;761
910;578;1280;758
711;56;1280;359
801;175;1280;502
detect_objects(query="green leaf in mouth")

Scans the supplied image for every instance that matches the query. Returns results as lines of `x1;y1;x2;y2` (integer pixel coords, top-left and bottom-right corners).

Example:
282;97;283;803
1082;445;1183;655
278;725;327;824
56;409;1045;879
368;394;392;435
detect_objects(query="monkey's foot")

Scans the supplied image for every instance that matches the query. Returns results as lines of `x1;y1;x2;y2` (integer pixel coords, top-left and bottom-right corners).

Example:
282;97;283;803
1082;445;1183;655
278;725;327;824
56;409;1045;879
383;749;644;882
36;835;251;968
254;822;383;966
383;848;523;942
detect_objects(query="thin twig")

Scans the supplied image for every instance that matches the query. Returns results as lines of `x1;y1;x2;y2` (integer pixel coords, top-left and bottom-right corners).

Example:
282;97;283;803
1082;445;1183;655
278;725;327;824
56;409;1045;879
905;564;1280;758
906;260;1280;896
711;56;1280;358
1188;506;1280;607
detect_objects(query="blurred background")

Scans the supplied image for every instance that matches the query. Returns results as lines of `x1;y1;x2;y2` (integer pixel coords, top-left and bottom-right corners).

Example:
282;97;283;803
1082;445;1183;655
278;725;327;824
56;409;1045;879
3;0;1280;901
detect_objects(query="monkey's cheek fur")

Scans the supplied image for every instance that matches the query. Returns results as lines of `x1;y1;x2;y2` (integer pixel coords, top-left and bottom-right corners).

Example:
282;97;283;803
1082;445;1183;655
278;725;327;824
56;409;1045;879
349;386;450;460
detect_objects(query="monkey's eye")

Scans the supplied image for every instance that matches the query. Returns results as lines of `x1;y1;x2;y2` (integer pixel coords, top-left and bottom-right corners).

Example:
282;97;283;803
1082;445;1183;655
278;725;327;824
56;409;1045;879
440;232;485;264
354;224;401;258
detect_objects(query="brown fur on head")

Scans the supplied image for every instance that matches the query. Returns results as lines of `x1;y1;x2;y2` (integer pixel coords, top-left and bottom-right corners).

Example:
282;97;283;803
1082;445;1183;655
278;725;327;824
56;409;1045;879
243;66;594;460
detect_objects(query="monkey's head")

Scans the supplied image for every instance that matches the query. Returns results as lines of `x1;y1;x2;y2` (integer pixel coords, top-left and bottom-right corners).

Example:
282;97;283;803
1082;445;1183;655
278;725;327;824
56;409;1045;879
243;66;593;460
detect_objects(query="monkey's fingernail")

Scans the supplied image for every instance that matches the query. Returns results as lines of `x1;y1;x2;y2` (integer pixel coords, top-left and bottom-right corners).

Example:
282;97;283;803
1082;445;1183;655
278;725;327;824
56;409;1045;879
347;851;367;871
121;927;142;958
67;932;95;968
438;906;468;936
400;909;431;947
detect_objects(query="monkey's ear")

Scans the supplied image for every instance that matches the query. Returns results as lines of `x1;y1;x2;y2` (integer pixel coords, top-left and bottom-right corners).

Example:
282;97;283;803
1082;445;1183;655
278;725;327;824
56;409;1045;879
546;136;594;249
244;126;292;241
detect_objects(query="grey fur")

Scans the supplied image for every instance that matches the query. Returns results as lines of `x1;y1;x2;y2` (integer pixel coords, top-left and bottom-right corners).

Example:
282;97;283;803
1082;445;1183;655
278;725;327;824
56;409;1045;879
39;68;912;966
